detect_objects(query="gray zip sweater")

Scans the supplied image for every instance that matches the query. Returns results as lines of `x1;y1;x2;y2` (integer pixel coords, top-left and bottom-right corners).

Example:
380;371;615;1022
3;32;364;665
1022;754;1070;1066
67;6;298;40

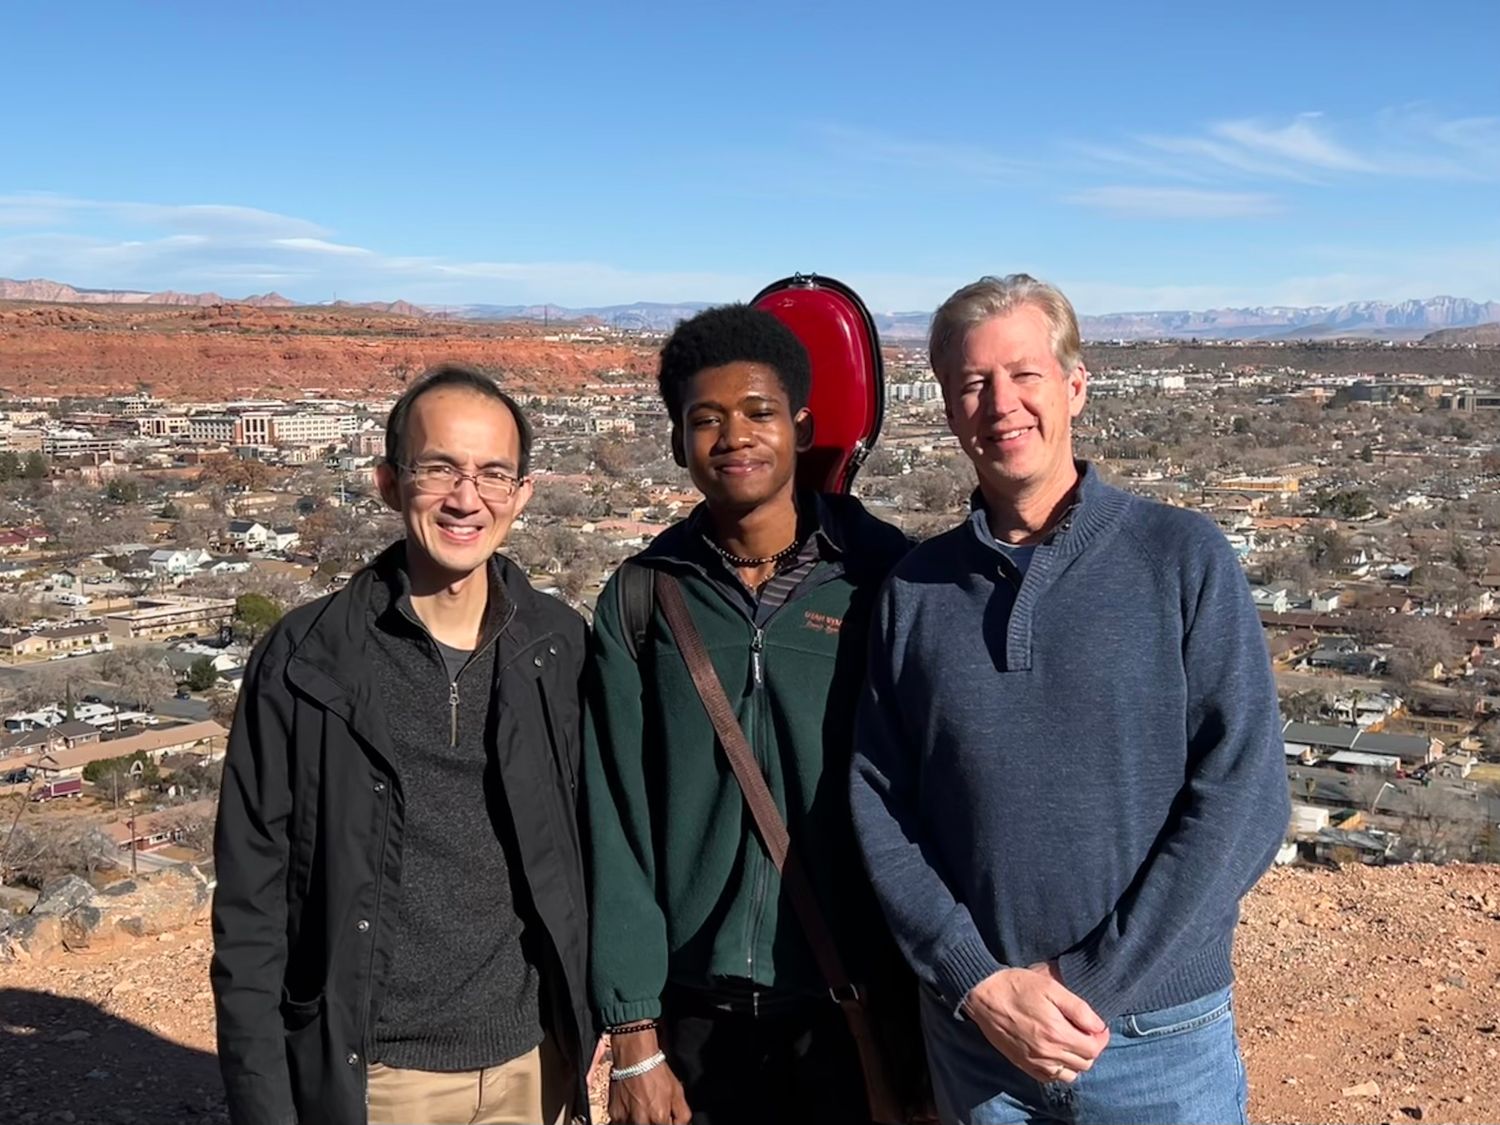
850;463;1290;1022
365;562;542;1071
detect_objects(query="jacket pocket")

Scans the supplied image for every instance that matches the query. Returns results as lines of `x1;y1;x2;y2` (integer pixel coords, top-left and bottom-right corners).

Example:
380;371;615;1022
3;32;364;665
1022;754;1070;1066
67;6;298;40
280;988;324;1032
1121;988;1232;1039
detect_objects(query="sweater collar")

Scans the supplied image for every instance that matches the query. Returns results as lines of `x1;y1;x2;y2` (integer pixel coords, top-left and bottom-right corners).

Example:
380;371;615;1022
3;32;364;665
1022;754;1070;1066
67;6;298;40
966;461;1131;559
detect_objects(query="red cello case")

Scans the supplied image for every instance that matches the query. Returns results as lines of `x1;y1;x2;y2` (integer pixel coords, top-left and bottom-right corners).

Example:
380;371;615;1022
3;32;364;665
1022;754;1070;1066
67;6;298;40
752;274;886;496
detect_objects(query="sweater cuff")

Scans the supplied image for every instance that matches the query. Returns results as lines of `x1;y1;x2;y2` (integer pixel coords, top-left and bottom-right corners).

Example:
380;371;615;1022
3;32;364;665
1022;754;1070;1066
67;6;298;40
935;937;1004;1018
597;998;663;1028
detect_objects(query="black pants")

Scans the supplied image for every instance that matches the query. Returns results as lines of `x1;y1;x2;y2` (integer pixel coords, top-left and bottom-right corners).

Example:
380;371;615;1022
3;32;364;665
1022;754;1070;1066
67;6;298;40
661;982;872;1125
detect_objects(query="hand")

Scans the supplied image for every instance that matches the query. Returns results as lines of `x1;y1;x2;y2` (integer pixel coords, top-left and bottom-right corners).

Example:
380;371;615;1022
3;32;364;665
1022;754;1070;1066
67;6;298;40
963;962;1109;1084
607;1028;692;1125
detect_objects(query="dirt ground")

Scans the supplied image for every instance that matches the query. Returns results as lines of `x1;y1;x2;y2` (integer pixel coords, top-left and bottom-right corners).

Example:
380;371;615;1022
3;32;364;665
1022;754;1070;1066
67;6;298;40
1;863;1497;1124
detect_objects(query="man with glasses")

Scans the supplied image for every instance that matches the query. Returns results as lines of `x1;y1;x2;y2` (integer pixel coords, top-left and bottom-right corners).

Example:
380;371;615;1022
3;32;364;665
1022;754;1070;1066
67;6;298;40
213;364;592;1125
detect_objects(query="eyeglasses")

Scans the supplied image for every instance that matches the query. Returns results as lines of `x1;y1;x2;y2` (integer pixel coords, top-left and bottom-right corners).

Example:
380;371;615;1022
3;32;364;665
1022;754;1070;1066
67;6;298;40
402;462;524;501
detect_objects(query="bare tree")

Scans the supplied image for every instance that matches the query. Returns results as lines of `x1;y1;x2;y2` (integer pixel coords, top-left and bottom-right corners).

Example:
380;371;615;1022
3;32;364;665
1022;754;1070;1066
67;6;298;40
158;811;215;856
1399;786;1484;864
98;646;176;709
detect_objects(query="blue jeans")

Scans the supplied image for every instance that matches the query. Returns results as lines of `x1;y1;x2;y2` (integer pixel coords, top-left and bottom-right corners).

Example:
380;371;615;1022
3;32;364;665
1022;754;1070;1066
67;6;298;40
920;986;1249;1125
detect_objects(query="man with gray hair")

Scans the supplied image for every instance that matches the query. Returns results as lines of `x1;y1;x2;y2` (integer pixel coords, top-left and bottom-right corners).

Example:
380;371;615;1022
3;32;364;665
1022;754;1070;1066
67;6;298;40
850;275;1288;1124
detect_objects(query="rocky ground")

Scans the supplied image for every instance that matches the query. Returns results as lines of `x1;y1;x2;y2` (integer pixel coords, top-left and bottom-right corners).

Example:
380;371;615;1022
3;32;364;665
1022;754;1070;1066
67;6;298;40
0;863;1497;1124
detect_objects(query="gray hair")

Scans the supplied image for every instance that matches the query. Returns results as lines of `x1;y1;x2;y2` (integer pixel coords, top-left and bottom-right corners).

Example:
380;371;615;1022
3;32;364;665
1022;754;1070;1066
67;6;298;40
928;274;1083;382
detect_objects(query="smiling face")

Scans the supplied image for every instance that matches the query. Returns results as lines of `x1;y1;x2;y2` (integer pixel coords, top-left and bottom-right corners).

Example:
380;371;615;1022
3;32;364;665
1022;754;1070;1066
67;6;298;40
375;386;533;582
942;303;1087;506
675;361;811;516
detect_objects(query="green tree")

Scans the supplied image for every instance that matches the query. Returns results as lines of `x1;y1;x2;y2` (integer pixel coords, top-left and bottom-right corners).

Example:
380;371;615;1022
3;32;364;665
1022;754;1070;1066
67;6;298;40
235;592;284;642
160;499;181;520
21;452;49;480
82;751;160;790
186;655;218;692
105;478;142;505
0;451;20;481
1231;416;1252;435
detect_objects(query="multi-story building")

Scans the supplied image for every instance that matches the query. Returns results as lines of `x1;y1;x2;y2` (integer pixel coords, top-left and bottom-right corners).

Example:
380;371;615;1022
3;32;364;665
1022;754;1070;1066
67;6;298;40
189;415;235;444
104;596;236;641
136;415;192;439
43;429;125;457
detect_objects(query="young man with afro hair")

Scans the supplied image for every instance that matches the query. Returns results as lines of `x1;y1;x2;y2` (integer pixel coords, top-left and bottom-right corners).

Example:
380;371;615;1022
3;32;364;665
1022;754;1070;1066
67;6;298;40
583;303;913;1124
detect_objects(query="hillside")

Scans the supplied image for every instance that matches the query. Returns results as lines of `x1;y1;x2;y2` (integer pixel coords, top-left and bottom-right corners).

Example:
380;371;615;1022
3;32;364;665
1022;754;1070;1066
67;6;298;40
0;864;1496;1123
0;302;656;398
1423;323;1500;346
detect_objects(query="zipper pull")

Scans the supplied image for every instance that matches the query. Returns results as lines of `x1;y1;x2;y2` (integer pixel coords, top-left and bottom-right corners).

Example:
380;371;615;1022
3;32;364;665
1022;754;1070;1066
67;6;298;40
750;629;764;687
449;681;459;747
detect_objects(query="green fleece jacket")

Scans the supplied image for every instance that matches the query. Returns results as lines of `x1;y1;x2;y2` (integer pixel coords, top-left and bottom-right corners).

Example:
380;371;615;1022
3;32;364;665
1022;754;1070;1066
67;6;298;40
583;493;910;1026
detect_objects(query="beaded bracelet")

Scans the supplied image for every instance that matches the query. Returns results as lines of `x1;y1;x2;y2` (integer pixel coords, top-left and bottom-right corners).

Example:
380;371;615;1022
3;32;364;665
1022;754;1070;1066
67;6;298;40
610;1050;666;1082
607;1018;659;1036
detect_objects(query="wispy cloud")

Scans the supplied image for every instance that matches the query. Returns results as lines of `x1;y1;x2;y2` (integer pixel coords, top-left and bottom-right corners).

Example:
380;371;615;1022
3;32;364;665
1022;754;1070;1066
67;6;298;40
1065;186;1280;219
0;193;328;238
1105;110;1499;185
1210;115;1377;172
0;194;760;305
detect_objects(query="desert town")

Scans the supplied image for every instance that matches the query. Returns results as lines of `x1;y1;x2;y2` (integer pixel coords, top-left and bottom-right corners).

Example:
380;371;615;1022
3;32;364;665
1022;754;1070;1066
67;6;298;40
0;300;1496;1123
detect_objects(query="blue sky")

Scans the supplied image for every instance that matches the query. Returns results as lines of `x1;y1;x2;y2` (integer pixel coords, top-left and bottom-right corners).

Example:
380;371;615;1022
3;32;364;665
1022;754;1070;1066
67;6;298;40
2;1;1497;313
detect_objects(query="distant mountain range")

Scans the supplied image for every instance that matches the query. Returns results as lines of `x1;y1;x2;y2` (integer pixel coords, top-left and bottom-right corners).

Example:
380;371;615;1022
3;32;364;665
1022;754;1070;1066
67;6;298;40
0;277;298;309
2;277;1497;343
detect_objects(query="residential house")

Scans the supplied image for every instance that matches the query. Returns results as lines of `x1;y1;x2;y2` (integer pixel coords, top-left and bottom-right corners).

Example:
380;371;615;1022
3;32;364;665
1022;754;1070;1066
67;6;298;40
148;548;213;579
1250;585;1292;614
55;558;116;588
1281;720;1443;768
1311;589;1342;613
104;797;218;853
226;519;269;551
0;621;110;661
267;526;301;553
17;720;228;781
0;721;101;760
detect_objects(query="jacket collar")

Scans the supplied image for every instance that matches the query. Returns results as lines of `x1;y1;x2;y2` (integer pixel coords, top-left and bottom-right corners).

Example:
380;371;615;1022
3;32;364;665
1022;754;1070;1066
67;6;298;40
285;541;545;733
636;490;901;580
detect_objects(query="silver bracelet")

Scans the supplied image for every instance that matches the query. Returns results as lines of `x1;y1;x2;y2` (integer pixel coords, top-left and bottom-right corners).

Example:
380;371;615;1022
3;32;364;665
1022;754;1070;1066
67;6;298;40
610;1050;667;1082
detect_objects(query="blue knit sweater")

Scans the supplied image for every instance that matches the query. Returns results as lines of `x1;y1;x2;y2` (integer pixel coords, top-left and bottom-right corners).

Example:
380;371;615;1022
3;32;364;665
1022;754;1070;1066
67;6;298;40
850;464;1290;1022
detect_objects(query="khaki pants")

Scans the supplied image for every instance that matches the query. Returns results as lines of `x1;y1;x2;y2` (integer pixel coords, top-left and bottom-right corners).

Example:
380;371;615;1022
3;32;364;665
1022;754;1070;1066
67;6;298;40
366;1038;571;1125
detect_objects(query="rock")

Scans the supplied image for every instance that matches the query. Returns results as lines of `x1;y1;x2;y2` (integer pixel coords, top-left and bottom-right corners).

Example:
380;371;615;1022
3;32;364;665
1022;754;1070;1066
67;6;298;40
85;1068;111;1080
0;913;63;960
1399;1105;1424;1120
56;1029;91;1043
60;906;114;952
1342;1080;1381;1098
1442;974;1468;990
33;876;95;917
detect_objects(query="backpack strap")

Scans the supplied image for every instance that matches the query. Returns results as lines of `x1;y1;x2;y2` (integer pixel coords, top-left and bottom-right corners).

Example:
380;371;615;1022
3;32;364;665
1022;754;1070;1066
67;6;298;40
652;570;904;1125
614;560;655;662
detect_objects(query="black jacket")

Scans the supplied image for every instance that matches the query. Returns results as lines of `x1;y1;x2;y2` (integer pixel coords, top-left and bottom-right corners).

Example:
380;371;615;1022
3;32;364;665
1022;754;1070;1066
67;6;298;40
211;545;593;1125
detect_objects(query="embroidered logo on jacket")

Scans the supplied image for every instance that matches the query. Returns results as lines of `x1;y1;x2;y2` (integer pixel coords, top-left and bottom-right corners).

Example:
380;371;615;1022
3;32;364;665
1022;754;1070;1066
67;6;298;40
803;611;843;636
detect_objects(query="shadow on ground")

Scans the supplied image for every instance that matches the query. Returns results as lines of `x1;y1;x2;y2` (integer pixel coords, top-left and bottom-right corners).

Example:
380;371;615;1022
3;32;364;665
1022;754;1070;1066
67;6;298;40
0;987;225;1124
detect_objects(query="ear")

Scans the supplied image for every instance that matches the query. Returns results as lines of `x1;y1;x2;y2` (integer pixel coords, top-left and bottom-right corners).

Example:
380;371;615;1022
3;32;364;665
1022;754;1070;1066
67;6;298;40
507;477;534;525
794;408;814;453
375;463;403;513
1067;364;1088;419
670;425;687;468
